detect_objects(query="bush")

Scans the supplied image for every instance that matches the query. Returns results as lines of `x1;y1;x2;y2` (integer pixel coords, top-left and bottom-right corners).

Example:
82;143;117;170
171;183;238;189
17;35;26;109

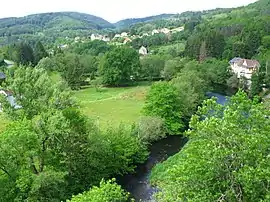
134;116;167;144
143;81;184;134
68;179;130;202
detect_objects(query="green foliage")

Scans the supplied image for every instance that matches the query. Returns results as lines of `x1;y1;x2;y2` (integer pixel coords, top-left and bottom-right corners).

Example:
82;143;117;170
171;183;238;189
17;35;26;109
11;42;35;65
99;46;140;86
151;91;270;201
71;40;110;56
133;116;167;144
262;35;270;49
55;53;97;89
171;66;208;119
250;72;264;98
161;57;187;80
94;124;149;176
0;12;114;45
68;179;130;202
36;57;60;72
1;67;74;119
143;81;184;134
33;41;48;65
140;55;165;80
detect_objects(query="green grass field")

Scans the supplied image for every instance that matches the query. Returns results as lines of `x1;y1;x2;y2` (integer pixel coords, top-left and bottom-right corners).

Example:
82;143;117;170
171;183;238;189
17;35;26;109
0;84;150;132
73;85;150;127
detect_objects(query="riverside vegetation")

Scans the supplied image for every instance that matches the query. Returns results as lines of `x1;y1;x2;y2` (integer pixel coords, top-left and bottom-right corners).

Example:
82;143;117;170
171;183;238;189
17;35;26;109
0;0;269;201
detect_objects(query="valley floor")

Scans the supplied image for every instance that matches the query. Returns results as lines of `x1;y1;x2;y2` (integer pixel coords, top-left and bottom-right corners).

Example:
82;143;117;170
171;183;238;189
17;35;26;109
73;84;150;127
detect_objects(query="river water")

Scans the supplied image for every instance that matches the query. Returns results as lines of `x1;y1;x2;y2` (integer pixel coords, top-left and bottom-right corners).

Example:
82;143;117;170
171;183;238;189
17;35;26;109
119;93;228;202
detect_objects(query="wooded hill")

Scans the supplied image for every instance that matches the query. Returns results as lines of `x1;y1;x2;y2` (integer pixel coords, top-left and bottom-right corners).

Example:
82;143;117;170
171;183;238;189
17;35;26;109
0;12;115;45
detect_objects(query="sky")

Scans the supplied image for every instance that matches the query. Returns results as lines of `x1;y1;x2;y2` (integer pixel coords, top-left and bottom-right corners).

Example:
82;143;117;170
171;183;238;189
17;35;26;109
1;0;258;23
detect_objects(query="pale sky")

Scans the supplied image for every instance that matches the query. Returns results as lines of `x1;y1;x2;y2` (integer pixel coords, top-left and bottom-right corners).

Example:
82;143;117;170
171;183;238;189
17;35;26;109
1;0;257;23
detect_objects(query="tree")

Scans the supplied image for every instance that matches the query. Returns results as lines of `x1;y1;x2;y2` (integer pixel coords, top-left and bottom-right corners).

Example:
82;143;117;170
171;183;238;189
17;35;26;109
162;58;187;81
262;35;270;49
199;41;207;62
57;53;88;89
171;66;208;120
13;42;35;65
151;91;270;202
33;41;48;65
133;116;167;144
35;57;59;72
250;72;263;98
1;67;73;120
143;81;184;134
68;179;130;202
99;46;140;86
140;55;165;81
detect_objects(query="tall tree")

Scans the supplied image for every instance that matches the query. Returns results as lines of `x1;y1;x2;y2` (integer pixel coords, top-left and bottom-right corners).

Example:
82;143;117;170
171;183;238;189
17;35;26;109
34;41;48;65
99;46;140;86
143;81;184;134
13;42;35;65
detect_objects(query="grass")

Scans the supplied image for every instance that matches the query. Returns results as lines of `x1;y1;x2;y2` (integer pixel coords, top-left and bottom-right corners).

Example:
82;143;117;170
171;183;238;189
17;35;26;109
73;84;150;127
0;114;9;132
0;82;150;131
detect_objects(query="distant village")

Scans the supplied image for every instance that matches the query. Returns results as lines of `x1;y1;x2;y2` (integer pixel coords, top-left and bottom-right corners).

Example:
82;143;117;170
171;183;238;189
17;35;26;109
57;26;185;51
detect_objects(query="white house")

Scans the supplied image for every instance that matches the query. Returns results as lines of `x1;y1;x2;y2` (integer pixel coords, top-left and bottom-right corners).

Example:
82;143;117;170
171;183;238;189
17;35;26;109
123;37;132;44
0;89;22;112
160;28;170;34
139;46;148;56
152;29;159;35
121;32;128;37
3;59;15;68
229;58;260;80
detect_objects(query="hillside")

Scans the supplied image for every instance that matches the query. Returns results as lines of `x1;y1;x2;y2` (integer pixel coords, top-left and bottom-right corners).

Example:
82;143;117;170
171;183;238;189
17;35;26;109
114;8;234;31
114;14;175;29
0;12;115;45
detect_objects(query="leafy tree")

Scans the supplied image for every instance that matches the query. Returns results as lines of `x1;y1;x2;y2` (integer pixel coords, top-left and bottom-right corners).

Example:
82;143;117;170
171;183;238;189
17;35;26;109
36;57;60;72
12;42;35;65
162;57;187;81
140;55;165;80
68;179;130;202
250;72;263;98
99;46;140;86
143;81;184;134
199;41;207;62
262;35;270;49
227;73;239;89
171;66;208;120
151;91;270;202
133;116;167;144
56;53;88;89
33;41;48;65
1;67;73;120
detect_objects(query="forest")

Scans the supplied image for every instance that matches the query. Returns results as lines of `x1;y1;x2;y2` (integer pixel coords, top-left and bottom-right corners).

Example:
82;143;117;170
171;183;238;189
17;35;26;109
0;0;269;201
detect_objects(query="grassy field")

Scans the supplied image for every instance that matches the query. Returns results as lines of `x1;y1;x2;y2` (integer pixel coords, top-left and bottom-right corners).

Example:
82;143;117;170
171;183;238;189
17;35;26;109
73;84;150;127
0;84;150;132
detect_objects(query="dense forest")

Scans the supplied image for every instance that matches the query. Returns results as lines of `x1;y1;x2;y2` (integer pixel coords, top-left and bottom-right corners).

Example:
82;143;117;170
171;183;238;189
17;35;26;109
0;0;270;201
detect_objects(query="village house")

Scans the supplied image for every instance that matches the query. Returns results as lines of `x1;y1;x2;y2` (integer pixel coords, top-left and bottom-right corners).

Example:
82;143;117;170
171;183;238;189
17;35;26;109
123;37;132;44
139;46;148;56
121;32;128;37
152;29;159;35
0;89;22;112
3;59;15;68
229;57;260;80
160;28;170;34
171;26;184;33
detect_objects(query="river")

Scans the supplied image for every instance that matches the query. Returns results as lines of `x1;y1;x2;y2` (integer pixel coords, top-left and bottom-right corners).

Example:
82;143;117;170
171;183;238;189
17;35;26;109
119;93;228;202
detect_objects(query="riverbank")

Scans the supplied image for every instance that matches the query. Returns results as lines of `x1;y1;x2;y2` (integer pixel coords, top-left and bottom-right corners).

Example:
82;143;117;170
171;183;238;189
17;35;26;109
118;135;188;201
